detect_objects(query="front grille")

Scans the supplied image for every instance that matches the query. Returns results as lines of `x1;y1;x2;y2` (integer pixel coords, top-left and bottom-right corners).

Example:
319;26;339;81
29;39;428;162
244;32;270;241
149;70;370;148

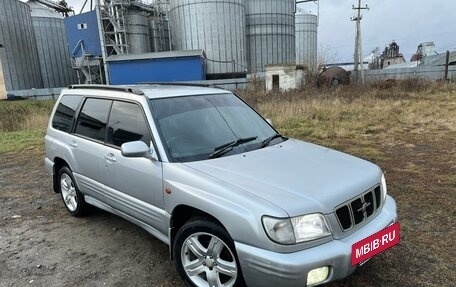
335;186;382;231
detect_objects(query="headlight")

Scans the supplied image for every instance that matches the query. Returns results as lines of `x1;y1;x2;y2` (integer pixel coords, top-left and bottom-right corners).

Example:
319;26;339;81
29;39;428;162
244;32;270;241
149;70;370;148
262;214;331;245
381;173;388;201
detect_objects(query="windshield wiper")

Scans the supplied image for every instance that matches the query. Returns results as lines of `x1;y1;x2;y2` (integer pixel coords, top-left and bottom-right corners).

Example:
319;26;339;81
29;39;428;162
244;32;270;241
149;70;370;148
210;136;258;159
260;133;284;148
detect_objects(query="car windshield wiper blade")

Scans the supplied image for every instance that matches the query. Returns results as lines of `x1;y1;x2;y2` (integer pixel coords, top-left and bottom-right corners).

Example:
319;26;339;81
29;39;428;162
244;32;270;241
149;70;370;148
261;133;284;148
210;136;258;159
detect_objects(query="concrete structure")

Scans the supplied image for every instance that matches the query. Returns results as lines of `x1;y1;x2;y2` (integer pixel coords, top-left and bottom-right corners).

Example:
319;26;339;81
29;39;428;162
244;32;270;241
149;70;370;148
295;13;318;71
169;0;247;78
246;0;296;74
381;42;406;69
0;0;43;91
370;41;406;70
107;50;206;85
265;64;305;92
28;0;77;89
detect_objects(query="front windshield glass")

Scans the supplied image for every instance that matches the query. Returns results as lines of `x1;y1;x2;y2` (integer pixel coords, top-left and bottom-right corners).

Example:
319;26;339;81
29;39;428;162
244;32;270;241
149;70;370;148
150;93;278;162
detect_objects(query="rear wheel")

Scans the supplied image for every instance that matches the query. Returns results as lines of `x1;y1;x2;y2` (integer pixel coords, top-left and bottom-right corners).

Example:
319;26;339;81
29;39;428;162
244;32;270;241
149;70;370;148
58;166;88;217
174;219;244;287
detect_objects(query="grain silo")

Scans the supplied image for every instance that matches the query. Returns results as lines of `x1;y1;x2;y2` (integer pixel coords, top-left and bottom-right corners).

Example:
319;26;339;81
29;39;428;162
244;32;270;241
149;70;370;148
27;0;77;88
148;17;170;52
246;0;296;73
127;9;151;54
0;0;42;91
295;13;318;70
169;0;247;78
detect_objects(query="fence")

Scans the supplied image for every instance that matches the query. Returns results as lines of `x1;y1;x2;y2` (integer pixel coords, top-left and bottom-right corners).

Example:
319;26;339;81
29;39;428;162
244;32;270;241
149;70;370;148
362;65;456;83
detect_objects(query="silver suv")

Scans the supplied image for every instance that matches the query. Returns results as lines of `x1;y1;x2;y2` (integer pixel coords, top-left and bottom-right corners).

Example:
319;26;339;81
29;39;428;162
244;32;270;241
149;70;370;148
45;84;398;287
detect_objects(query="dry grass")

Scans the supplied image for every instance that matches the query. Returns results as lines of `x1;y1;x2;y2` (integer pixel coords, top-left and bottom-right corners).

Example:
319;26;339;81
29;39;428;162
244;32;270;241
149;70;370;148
237;81;456;143
0;99;54;153
0;100;54;132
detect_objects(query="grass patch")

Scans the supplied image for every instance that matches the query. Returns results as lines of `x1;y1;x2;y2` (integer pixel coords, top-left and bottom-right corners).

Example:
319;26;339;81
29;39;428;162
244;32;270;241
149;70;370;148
0;99;54;132
0;99;54;153
0;129;45;153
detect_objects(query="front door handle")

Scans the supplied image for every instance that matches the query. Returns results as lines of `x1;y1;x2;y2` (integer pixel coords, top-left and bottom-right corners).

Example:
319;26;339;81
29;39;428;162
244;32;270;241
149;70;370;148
69;140;78;148
104;153;117;163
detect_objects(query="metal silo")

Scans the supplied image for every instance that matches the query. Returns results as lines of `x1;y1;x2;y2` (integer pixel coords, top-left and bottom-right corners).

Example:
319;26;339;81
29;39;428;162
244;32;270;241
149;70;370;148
169;0;247;78
296;13;318;70
0;0;42;91
127;10;151;54
246;0;296;73
27;0;77;89
149;17;170;52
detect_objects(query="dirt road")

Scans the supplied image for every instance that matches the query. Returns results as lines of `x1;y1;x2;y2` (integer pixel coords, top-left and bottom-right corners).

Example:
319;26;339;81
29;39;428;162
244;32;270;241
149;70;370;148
1;130;455;287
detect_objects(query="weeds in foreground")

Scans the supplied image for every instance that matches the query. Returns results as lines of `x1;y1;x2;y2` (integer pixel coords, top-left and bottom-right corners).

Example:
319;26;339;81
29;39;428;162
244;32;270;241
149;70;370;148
0;100;54;132
0;100;54;153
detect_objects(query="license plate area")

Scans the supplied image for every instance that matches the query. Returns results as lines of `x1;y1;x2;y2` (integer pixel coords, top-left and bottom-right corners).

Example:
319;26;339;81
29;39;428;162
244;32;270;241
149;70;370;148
352;222;400;266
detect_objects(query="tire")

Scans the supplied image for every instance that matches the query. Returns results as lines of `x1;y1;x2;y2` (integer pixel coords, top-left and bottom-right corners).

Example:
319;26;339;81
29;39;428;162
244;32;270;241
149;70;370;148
58;166;88;217
173;218;245;287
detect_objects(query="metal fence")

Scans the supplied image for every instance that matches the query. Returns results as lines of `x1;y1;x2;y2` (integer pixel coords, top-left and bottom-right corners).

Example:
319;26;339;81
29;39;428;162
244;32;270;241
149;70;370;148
363;66;456;83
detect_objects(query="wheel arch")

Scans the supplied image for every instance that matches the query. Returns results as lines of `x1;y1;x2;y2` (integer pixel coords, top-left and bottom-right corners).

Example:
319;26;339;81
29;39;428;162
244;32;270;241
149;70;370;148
169;205;226;260
52;157;70;193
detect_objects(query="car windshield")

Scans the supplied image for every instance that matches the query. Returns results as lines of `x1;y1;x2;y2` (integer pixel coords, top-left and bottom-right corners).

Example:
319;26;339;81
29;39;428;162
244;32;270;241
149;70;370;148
150;93;280;162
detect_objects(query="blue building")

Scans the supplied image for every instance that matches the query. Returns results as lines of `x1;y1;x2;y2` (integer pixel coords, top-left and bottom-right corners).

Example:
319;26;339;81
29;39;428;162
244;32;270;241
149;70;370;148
107;50;207;84
64;10;102;57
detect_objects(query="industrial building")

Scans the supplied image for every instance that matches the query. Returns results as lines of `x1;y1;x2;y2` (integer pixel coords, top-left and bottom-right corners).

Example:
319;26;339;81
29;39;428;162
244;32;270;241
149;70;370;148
0;0;320;98
369;41;406;70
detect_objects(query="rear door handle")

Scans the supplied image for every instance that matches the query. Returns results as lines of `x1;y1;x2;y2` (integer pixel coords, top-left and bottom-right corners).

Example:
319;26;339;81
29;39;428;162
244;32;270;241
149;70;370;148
104;153;117;163
69;140;78;148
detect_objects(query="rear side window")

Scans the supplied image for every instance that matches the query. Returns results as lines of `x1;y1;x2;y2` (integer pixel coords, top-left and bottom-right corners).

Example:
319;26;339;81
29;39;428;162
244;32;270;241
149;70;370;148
52;95;83;132
107;101;152;147
75;98;112;142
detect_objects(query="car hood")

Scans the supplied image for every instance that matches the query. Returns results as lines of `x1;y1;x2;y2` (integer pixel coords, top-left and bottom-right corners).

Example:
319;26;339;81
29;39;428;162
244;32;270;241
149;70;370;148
183;139;382;216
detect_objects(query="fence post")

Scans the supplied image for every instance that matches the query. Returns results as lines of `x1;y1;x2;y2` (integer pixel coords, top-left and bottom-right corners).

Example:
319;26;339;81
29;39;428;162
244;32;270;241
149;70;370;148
444;51;450;82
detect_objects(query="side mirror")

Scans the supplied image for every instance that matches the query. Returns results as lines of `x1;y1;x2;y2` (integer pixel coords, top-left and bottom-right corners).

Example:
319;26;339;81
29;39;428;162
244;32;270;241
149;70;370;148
266;118;274;127
121;141;152;158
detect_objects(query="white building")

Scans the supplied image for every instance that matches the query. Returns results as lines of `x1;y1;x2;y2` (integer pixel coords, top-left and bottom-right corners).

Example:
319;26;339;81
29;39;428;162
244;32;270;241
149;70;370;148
265;64;305;92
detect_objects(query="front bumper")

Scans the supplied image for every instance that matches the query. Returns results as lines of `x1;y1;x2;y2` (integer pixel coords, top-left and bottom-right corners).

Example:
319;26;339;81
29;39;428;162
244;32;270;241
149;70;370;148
235;196;398;287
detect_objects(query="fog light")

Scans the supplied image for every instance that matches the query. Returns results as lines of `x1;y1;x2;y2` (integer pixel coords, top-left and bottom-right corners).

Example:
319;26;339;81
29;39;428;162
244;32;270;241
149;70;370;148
307;266;329;286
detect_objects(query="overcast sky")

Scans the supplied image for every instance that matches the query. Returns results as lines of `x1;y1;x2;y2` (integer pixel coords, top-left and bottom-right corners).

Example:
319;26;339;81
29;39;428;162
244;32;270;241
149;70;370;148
60;0;455;63
302;0;455;62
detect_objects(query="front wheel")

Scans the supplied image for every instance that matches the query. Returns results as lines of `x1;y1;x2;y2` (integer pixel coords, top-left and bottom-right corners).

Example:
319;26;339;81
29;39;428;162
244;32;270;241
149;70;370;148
174;219;245;287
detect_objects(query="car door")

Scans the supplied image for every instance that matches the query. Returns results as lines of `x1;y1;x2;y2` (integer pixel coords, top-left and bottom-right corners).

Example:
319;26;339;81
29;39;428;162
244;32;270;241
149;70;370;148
100;100;166;234
71;97;112;201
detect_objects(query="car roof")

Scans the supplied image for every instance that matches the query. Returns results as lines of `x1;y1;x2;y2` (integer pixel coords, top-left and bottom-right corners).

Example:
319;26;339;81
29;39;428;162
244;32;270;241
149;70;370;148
65;84;229;100
132;85;229;99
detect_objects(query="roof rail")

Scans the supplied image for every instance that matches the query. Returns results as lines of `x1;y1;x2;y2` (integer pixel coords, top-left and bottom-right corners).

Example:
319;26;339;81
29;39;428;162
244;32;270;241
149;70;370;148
137;82;225;89
68;85;144;95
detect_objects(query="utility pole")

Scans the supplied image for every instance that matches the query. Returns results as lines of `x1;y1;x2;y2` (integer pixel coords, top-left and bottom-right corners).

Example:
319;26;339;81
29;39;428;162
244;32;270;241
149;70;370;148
351;0;369;86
